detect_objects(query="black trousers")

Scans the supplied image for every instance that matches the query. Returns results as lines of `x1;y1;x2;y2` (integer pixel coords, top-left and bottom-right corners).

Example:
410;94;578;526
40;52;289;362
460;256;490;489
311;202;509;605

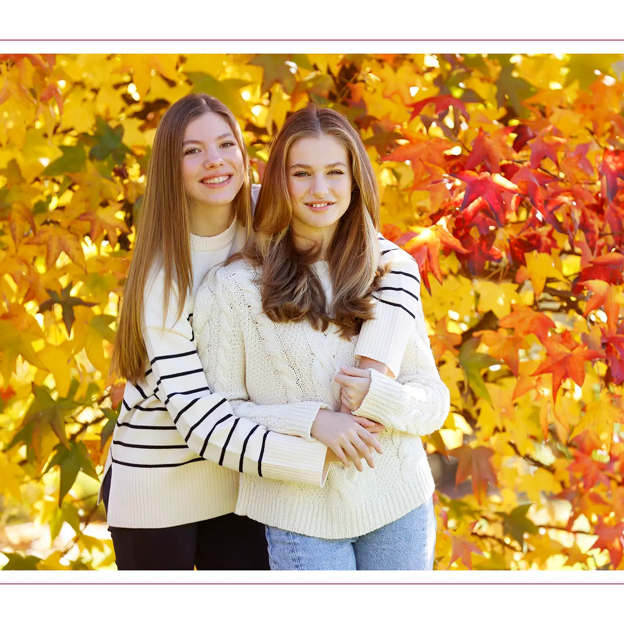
102;470;270;570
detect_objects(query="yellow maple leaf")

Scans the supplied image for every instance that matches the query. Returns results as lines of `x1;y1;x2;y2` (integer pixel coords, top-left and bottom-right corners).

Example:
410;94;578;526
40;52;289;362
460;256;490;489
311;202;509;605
570;394;624;450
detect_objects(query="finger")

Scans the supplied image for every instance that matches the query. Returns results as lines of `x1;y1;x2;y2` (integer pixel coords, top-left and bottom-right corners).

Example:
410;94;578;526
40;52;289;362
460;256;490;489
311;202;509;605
338;401;351;414
342;441;364;472
350;416;377;428
334;373;355;388
360;429;384;455
340;366;371;378
350;436;375;469
331;444;350;468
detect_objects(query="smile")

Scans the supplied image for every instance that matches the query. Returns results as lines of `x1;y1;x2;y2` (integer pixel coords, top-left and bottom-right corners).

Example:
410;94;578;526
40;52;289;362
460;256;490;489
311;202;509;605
200;175;232;187
305;201;335;211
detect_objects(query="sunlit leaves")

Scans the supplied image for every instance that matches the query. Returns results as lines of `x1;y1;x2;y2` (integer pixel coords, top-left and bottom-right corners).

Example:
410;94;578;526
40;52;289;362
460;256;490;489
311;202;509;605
2;52;624;570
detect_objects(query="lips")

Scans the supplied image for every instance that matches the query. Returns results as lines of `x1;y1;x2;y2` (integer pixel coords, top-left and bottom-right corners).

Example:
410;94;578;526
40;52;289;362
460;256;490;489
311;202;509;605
199;174;232;186
305;201;336;211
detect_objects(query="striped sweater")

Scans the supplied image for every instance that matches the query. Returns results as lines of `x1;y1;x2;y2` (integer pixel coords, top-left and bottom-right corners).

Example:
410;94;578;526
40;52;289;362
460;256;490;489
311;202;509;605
102;221;422;529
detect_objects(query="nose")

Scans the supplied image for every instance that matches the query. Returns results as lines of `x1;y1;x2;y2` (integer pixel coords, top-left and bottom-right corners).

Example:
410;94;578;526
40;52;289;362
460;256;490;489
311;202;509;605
311;174;328;197
203;146;224;169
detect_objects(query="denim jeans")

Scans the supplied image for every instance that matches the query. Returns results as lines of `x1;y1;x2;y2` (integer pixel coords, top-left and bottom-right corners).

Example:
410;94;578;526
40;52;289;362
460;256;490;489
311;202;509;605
265;496;436;570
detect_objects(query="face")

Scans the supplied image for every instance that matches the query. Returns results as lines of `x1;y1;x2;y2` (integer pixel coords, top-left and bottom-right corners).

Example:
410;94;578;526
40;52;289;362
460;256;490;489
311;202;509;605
182;112;245;212
287;134;353;245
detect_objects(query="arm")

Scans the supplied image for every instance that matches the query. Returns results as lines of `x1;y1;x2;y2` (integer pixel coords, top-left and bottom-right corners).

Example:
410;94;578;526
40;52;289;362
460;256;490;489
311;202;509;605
195;268;382;470
143;267;328;486
353;235;422;378
350;270;451;436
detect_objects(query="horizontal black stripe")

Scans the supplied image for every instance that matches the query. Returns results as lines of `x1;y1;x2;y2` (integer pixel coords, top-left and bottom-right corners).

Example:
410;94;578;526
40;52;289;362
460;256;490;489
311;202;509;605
163;387;210;406
113;440;188;450
187;313;193;321
184;397;227;441
144;368;152;377
158;368;204;382
372;295;416;319
199;413;233;457
112;456;205;469
258;430;270;478
381;248;394;255
123;398;168;413
390;270;421;284
116;421;177;431
239;424;260;472
150;349;197;365
377;286;419;301
219;418;240;466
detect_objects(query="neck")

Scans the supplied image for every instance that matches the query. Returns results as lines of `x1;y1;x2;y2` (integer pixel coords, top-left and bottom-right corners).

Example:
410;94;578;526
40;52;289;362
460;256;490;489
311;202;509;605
292;225;336;260
191;203;234;237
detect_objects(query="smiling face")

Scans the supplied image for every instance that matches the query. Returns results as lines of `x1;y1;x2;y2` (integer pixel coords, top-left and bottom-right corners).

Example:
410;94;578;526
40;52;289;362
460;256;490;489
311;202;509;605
286;134;353;250
182;112;245;215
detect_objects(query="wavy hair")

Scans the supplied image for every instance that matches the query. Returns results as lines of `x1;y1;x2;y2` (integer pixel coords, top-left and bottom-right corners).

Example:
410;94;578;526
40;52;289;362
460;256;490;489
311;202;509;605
112;93;252;382
245;105;384;338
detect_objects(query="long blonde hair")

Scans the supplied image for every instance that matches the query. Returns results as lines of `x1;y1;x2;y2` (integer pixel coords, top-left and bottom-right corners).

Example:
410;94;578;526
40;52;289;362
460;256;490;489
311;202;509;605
245;105;384;338
112;94;252;382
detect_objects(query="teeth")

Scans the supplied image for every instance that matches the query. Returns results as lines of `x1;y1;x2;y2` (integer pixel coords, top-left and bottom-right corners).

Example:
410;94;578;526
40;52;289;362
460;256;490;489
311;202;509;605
308;202;332;208
202;175;230;185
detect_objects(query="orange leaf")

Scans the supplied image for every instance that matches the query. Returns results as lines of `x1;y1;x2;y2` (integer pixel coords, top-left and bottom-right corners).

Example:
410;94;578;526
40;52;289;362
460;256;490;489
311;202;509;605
449;445;498;504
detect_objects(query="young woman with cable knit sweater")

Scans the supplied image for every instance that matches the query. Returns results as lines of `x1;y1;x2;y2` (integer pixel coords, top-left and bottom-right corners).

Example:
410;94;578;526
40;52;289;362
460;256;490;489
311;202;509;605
194;105;450;570
102;94;428;570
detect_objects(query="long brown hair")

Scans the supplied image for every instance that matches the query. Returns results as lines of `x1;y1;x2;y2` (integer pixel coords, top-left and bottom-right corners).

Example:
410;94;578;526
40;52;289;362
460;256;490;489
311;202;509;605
112;93;252;382
245;105;384;338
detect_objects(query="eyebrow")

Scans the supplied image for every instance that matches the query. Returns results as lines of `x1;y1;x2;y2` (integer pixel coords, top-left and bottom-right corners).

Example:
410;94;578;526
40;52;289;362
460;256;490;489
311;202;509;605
289;161;348;169
183;132;234;146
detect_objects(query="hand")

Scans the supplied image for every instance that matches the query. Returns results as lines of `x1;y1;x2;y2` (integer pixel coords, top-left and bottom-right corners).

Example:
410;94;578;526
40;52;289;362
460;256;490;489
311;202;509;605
311;409;383;471
334;366;372;412
350;415;385;435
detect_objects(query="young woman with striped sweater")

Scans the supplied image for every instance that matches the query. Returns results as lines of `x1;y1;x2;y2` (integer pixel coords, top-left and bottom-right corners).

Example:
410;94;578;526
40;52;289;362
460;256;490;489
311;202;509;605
102;94;424;570
194;106;450;570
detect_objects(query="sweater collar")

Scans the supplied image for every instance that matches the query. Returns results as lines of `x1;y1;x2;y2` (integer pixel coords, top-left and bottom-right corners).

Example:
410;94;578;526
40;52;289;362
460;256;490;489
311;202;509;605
190;218;238;252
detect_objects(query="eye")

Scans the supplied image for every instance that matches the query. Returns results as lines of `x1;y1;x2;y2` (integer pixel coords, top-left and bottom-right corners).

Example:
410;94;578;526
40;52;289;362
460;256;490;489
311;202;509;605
328;169;344;176
184;147;200;155
221;141;236;148
293;171;310;177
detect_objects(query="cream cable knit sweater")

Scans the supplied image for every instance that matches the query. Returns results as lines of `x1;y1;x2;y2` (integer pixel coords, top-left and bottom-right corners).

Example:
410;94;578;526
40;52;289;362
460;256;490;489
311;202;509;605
194;259;450;539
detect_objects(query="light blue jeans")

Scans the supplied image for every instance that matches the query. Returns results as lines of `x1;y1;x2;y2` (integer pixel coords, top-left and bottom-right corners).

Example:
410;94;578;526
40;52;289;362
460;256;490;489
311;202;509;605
265;497;436;570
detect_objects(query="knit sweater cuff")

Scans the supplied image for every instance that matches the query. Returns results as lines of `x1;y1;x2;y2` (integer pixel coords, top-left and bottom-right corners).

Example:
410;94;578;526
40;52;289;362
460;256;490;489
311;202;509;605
284;401;330;441
353;368;407;427
354;303;415;377
260;435;329;487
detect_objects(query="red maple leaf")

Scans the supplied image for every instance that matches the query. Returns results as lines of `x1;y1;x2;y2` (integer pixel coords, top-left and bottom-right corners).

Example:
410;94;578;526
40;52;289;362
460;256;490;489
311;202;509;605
533;332;603;399
465;127;515;173
599;149;624;201
499;303;556;342
449;445;498;503
576;252;624;287
447;531;483;569
407;95;469;121
601;328;624;384
512;124;538;152
402;223;469;293
529;134;567;168
453;171;520;227
593;519;624;568
567;444;610;490
581;280;619;330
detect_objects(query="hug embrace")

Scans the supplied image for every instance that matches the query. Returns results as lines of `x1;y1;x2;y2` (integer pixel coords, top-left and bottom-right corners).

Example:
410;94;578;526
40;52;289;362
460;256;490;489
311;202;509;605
100;94;451;571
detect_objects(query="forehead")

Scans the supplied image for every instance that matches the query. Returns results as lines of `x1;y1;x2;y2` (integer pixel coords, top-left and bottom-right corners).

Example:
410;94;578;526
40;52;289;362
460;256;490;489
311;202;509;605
184;112;233;141
287;134;348;165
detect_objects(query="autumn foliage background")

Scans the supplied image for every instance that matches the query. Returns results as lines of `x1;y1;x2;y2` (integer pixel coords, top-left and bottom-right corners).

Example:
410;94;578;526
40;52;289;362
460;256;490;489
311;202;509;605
1;53;624;570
